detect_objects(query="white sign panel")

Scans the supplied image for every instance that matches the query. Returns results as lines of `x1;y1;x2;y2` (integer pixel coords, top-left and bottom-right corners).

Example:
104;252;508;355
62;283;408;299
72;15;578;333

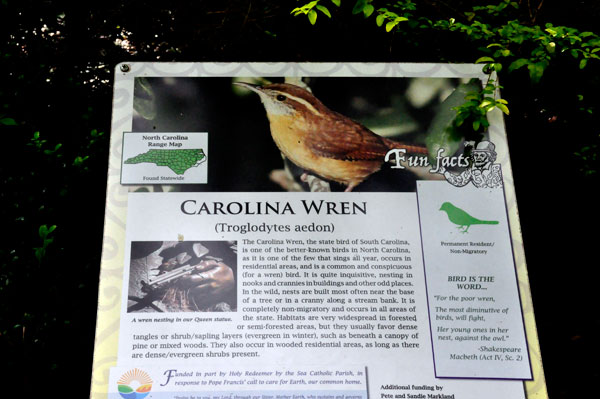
91;63;547;399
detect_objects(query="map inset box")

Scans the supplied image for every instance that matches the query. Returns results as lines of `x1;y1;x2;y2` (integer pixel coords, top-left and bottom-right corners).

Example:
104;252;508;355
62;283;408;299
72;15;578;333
121;132;208;184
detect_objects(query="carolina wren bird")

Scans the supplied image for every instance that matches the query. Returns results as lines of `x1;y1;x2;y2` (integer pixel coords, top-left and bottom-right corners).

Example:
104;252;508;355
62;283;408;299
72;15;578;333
235;82;428;191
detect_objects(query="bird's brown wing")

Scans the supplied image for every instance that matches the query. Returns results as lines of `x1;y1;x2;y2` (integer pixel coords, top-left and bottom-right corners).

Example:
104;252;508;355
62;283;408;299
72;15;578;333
304;114;390;161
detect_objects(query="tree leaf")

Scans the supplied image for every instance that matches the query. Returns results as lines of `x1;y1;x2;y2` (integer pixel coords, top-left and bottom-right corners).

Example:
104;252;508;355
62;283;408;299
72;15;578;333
352;0;367;15
376;14;385;27
385;21;397;32
580;58;588;69
308;9;317;25
316;5;331;18
508;58;529;72
39;225;48;237
0;117;17;125
479;99;493;108
363;4;374;18
496;103;510;115
330;0;341;6
475;56;495;64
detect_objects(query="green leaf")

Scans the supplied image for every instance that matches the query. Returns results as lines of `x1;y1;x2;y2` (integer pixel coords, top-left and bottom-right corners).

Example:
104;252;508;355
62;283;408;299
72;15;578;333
316;5;331;18
385;21;397;32
363;4;374;17
330;0;341;6
376;14;385;27
475;56;495;63
472;120;481;131
308;9;317;25
352;0;367;15
35;248;45;262
527;63;545;83
479;99;493;108
580;58;588;69
0;117;17;125
508;58;529;72
496;103;510;115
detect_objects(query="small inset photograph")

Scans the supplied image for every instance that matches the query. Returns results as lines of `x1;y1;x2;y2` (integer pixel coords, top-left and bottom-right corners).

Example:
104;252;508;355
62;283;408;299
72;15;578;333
127;241;237;313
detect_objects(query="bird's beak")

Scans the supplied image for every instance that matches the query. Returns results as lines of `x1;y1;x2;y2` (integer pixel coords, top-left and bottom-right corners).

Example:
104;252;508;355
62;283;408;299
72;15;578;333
233;82;263;94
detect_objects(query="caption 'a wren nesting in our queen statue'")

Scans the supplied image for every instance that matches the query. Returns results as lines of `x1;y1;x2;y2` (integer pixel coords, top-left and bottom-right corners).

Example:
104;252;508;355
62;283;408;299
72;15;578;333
235;82;428;192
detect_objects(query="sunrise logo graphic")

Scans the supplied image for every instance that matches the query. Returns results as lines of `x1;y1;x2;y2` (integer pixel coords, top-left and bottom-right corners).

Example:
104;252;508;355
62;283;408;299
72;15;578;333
117;368;153;399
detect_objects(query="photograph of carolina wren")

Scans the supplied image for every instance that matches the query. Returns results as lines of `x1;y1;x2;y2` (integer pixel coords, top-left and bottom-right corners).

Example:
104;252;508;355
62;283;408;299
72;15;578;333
131;76;467;192
234;82;429;192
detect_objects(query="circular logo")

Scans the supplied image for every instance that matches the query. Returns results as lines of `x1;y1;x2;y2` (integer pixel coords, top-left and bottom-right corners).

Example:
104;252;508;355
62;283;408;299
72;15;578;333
117;368;153;399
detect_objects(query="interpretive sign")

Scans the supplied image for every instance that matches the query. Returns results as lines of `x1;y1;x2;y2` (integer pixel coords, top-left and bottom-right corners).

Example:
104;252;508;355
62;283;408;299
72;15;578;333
91;63;547;399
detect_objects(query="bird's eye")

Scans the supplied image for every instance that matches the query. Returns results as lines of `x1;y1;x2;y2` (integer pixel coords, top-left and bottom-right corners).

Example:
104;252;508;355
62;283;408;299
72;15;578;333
276;94;286;101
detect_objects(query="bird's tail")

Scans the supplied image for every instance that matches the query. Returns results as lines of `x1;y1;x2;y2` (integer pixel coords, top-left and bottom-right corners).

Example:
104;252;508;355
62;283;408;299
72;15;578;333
476;220;499;225
382;137;429;155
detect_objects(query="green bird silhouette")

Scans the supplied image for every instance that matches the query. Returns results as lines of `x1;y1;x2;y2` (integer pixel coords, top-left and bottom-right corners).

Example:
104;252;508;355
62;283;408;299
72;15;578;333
439;202;499;233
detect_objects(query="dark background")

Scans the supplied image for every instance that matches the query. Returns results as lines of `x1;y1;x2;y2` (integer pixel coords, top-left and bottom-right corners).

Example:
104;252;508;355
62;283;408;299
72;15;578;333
0;1;598;397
